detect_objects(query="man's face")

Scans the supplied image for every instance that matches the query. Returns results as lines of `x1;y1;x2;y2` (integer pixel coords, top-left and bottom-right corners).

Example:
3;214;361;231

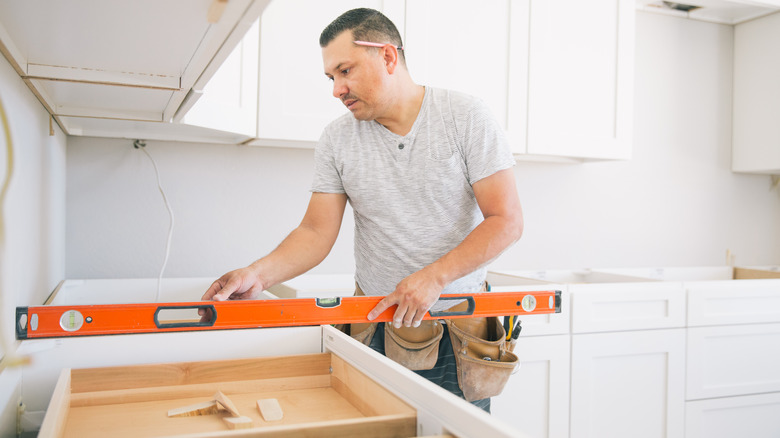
322;31;390;121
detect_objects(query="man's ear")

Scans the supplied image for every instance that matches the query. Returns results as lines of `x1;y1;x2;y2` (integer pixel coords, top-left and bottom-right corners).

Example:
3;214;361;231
383;45;399;74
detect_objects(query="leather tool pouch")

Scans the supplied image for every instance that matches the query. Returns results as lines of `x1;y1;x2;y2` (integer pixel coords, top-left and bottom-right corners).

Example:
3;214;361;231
348;322;378;346
446;315;519;401
384;320;444;370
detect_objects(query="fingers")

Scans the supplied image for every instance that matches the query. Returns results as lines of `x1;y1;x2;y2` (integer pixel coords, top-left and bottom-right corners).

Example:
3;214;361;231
367;294;431;328
405;308;424;328
198;306;214;323
367;296;395;321
211;276;242;301
200;269;259;310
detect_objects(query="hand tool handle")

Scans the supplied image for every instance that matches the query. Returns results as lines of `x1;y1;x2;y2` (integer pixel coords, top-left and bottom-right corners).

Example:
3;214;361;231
428;296;475;317
154;304;217;328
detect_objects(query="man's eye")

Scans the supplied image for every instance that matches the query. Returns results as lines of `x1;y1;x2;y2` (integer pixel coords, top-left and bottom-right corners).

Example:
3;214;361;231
341;68;350;75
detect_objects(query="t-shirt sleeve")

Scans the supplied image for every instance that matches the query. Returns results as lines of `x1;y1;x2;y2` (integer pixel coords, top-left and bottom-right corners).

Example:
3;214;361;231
460;98;515;185
310;128;346;194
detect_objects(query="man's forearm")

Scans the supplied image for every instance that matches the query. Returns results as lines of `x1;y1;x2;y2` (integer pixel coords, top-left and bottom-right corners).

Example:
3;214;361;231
424;213;523;289
248;224;337;289
247;192;347;290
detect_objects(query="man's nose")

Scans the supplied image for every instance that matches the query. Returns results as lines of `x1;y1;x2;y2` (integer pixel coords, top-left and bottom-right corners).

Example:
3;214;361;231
332;79;347;99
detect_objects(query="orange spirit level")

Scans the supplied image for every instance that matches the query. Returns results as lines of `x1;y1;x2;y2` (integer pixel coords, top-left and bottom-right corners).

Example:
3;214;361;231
16;290;561;339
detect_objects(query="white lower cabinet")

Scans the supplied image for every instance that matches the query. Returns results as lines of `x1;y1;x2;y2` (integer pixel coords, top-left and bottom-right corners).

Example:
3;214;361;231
493;334;571;438
31;271;780;437
685;392;780;438
687;323;780;400
570;329;686;438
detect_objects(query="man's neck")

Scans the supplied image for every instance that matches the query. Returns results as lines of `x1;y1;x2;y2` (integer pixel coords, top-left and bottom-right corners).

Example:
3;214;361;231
375;83;425;136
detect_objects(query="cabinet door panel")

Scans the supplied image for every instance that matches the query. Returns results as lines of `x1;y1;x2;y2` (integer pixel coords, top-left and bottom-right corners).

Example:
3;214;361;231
687;279;780;326
687;323;780;400
733;12;780;174
493;335;570;438
404;0;511;130
571;329;685;438
686;393;780;438
182;20;259;136
570;282;686;333
257;0;404;143
527;0;634;160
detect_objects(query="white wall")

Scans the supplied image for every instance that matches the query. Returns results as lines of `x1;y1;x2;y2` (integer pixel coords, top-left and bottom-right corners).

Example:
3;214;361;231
66;12;780;284
0;47;66;437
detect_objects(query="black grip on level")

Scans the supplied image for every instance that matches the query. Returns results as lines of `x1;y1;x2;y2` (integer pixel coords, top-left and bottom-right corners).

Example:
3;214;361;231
555;290;562;313
153;305;217;329
16;307;28;340
428;296;475;317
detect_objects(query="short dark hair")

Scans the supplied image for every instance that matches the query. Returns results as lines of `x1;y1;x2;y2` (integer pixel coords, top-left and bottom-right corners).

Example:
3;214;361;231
320;8;406;65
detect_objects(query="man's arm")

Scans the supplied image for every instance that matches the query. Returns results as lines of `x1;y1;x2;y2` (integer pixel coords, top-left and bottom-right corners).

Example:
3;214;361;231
202;192;348;301
367;168;523;328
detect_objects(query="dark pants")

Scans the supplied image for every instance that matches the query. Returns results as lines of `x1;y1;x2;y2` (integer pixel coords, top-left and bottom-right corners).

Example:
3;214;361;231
367;322;491;413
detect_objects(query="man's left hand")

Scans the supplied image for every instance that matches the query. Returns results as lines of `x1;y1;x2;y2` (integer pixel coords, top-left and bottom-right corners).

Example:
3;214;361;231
367;270;443;328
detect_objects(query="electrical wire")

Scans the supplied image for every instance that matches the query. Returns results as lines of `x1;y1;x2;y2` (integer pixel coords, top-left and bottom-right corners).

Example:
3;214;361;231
138;143;175;302
0;92;30;372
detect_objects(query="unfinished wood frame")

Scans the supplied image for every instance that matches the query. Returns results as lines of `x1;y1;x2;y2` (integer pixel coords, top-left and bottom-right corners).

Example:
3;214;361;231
38;352;416;438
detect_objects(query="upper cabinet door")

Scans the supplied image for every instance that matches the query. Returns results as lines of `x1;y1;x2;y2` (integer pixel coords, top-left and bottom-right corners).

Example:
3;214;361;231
404;0;515;147
0;0;268;141
732;12;780;175
180;20;260;138
256;0;405;144
526;0;635;160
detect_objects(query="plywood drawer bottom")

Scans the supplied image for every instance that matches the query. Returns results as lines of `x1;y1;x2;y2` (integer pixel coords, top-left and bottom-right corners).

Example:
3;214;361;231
40;353;417;437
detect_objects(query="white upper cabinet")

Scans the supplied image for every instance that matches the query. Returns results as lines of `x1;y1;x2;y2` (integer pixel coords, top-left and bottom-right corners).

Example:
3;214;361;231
251;0;405;146
179;20;260;138
404;0;513;137
732;11;780;175
526;0;635;160
250;0;634;160
0;0;634;158
405;0;634;160
0;0;269;143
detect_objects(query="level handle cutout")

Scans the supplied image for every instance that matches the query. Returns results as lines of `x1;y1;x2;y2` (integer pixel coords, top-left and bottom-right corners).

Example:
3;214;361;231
428;296;475;317
154;305;216;329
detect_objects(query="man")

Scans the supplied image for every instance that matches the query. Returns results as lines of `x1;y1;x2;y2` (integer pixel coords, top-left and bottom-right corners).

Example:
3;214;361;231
202;8;523;412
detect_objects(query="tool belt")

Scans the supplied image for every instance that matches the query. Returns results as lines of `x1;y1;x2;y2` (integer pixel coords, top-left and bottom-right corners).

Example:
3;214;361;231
445;301;519;401
341;285;519;401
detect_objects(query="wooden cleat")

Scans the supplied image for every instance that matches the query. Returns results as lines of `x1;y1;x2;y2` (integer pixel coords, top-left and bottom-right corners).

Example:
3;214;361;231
214;390;241;417
223;416;253;429
167;400;220;417
257;398;283;421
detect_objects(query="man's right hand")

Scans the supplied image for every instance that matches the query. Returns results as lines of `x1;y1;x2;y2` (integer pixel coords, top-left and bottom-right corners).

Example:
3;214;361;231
201;266;266;302
199;266;266;322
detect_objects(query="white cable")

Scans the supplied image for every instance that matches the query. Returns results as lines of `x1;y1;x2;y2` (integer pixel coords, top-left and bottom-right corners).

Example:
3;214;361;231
139;144;175;302
0;92;29;372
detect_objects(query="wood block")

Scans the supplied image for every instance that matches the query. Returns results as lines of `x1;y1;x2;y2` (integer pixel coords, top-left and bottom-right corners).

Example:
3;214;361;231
257;398;284;421
223;416;253;430
167;400;220;417
214;391;240;417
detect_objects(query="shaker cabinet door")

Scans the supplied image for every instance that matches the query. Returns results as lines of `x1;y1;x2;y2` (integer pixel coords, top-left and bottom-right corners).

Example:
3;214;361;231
570;329;685;438
493;334;570;438
526;0;634;160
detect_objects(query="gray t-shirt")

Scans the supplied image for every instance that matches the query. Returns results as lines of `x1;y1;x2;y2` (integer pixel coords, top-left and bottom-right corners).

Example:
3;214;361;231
311;86;514;309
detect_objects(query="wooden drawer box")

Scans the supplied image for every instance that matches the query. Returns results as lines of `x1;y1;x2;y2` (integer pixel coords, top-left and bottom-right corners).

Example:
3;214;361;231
39;352;417;437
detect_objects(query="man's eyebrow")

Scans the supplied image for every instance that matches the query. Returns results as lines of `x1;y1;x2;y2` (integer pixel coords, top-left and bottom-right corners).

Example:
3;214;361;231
325;62;346;76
